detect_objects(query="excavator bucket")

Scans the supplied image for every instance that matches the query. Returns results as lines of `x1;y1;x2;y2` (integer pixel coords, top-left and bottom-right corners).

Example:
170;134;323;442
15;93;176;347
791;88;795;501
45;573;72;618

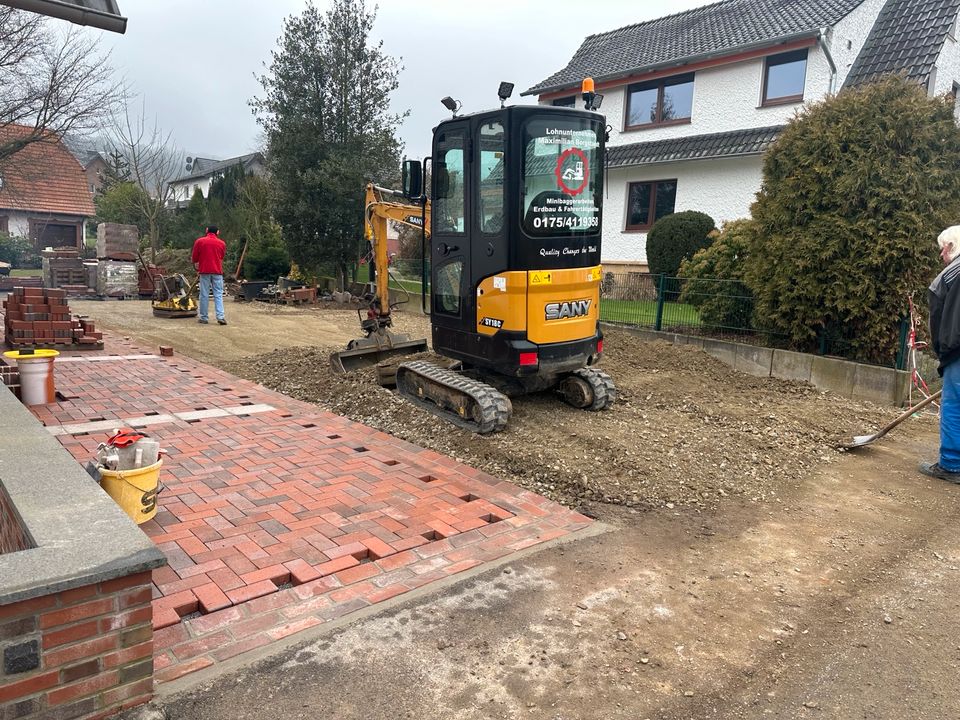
330;331;428;374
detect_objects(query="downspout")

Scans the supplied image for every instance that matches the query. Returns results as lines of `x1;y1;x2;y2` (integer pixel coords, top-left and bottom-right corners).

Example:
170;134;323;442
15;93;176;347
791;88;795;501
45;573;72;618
819;27;839;94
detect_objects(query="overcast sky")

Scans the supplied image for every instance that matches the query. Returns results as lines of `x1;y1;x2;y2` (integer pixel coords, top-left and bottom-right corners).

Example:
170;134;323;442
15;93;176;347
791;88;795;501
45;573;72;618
94;0;713;166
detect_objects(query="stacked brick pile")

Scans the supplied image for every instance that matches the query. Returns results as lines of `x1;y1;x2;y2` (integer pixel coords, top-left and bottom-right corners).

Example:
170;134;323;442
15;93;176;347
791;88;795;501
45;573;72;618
3;287;104;349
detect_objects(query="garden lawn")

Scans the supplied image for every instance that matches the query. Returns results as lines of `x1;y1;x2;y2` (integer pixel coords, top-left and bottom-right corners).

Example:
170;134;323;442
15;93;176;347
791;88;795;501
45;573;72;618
599;298;701;328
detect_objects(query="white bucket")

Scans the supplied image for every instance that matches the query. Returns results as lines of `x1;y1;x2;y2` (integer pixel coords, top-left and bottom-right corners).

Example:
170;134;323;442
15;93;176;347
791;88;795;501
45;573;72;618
3;350;58;405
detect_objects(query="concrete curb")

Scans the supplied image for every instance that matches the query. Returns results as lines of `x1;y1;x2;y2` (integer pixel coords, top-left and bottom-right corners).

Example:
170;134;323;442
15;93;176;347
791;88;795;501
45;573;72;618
608;325;910;406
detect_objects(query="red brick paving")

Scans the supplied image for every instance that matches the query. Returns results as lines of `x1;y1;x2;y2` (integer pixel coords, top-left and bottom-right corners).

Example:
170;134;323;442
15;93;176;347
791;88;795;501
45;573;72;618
13;330;591;683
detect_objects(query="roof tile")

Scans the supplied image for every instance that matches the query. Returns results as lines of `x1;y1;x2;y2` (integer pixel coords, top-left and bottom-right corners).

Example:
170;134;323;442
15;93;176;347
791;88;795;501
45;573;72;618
524;0;866;95
0;125;95;217
844;0;960;87
606;125;785;167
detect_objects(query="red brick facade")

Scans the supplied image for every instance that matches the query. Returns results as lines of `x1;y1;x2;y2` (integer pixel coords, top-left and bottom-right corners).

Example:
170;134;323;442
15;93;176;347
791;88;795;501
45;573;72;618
0;486;31;555
0;572;154;719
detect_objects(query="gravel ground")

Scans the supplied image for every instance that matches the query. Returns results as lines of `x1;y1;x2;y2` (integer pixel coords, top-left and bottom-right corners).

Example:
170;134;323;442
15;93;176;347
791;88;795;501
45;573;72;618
224;309;906;516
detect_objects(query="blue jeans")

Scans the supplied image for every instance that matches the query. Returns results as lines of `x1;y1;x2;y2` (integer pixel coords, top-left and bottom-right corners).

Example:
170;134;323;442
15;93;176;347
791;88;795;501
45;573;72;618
198;274;224;322
942;360;960;470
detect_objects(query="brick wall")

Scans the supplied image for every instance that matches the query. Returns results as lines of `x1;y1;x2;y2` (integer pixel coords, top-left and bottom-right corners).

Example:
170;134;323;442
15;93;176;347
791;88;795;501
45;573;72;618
0;571;154;719
0;485;31;555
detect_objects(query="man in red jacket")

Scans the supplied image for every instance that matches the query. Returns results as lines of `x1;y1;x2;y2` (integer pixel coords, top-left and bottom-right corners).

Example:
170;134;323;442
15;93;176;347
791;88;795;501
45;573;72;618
191;225;227;325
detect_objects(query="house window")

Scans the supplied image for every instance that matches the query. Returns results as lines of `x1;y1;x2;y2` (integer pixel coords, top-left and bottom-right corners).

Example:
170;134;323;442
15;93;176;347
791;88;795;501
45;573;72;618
0;216;8;235
625;180;677;231
953;83;960;120
625;74;694;129
552;96;576;107
762;49;808;106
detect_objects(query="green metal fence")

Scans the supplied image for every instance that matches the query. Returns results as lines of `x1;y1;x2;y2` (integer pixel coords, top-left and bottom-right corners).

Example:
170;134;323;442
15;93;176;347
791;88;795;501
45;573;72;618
353;264;910;370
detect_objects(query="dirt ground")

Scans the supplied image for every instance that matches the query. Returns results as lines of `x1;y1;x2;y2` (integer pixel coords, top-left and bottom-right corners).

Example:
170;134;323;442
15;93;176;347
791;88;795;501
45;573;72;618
77;298;906;514
72;299;960;719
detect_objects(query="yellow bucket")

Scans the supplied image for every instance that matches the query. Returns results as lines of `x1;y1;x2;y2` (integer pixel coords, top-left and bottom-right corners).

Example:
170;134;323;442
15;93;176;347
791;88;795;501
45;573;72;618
99;460;163;524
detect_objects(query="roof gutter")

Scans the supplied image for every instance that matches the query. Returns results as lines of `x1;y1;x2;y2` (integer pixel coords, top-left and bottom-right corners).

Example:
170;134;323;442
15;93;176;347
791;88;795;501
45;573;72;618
522;30;820;97
818;26;839;94
2;0;127;33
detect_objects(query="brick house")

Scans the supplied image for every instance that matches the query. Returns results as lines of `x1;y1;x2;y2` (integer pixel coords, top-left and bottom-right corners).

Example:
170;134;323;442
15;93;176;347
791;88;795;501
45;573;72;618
525;0;960;272
0;125;96;250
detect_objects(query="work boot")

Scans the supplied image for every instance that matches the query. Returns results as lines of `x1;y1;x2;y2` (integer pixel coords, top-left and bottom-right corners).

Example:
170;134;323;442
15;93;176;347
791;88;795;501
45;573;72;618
217;319;227;326
918;461;960;484
198;318;208;324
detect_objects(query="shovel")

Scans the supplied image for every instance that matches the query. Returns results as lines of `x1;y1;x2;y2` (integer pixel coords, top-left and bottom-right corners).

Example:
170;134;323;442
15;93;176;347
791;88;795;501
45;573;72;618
839;389;941;449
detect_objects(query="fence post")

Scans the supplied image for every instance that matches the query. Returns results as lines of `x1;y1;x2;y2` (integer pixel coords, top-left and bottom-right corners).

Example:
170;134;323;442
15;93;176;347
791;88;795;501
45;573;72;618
654;274;666;332
895;316;909;370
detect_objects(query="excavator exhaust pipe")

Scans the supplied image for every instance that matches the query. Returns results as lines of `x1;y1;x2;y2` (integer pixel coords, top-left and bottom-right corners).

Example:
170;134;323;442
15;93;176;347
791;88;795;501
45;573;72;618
330;331;429;374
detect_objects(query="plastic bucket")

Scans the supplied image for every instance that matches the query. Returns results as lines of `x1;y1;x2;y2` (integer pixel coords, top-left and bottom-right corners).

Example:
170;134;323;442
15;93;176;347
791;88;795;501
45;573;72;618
3;349;58;405
99;460;163;524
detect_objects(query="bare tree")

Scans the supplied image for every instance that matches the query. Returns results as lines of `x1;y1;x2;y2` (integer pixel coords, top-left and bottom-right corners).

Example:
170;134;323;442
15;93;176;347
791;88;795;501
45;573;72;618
0;7;122;164
109;104;182;258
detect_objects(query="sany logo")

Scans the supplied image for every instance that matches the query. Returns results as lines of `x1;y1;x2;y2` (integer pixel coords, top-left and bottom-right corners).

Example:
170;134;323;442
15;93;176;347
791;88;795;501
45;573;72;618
545;299;591;320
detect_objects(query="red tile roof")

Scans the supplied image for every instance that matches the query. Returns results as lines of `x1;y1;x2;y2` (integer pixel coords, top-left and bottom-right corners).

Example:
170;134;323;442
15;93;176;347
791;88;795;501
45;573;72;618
0;124;96;217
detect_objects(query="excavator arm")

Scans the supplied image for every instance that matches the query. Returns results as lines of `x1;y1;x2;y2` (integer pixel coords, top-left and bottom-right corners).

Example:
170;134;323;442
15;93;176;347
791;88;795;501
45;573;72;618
328;184;431;374
363;182;431;323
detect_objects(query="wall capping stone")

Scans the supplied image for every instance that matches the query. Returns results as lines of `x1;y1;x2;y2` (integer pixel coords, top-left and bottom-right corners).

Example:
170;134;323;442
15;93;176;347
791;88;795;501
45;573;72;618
0;386;165;607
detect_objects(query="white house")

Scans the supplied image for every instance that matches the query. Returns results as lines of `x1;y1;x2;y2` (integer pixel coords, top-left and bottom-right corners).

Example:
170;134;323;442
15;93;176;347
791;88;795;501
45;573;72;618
167;152;266;207
524;0;960;273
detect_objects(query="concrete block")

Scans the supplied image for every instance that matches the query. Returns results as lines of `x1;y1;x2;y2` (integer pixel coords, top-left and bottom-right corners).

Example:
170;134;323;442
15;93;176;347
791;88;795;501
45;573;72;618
810;356;857;399
734;344;773;378
771;349;814;385
892;371;912;407
702;338;738;369
851;364;901;406
674;332;705;349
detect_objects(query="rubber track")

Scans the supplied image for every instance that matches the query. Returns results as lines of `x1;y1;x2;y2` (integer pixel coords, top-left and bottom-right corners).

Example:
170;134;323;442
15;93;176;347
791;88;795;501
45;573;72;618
396;360;512;434
571;368;619;411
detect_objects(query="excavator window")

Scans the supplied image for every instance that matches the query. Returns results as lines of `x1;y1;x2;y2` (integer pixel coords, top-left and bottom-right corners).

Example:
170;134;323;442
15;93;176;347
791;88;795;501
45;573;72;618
434;130;466;233
521;117;601;237
478;122;505;234
434;259;462;316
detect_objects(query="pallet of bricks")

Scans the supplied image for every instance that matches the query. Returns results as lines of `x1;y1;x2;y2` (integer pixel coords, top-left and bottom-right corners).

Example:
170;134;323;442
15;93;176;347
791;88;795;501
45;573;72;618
95;222;139;298
3;287;104;349
277;286;317;304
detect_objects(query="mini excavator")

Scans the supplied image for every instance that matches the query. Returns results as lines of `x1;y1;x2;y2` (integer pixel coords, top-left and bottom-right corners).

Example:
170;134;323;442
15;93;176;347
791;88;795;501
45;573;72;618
332;80;617;433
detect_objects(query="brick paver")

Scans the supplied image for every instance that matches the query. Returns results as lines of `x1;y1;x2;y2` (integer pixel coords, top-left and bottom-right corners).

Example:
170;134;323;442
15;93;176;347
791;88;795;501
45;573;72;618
12;330;590;682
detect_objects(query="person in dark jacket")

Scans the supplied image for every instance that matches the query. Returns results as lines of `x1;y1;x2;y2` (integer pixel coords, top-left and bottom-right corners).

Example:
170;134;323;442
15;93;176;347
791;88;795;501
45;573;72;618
920;226;960;481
